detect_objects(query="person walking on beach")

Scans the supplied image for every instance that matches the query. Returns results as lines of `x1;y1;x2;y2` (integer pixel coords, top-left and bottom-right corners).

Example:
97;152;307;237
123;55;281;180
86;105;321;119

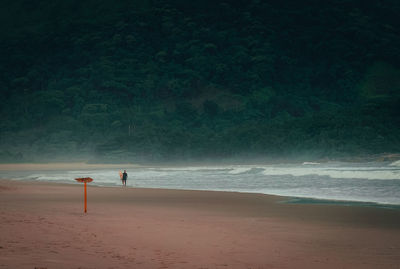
122;170;128;186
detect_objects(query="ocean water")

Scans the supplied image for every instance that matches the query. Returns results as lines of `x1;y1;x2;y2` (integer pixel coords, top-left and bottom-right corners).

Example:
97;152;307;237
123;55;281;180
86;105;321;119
1;161;400;206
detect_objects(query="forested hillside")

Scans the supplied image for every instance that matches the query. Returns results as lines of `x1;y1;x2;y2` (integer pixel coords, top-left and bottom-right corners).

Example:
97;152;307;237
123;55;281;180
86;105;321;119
1;0;400;163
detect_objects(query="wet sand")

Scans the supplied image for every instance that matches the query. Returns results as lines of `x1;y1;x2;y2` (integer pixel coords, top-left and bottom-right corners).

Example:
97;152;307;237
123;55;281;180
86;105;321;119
1;179;400;269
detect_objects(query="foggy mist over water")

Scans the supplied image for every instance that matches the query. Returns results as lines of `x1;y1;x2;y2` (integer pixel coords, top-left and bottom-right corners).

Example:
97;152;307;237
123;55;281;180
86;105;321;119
3;161;400;206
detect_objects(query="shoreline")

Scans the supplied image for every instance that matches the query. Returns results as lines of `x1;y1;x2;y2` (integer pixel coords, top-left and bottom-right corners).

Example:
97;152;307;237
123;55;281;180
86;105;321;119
2;177;400;210
1;179;400;268
285;196;400;210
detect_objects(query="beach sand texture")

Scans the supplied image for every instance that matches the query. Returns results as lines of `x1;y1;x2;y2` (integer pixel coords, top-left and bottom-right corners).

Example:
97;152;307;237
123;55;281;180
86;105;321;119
1;179;400;269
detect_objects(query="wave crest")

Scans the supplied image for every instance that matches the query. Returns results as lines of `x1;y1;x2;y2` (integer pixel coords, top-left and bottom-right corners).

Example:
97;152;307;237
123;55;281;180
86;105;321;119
389;160;400;167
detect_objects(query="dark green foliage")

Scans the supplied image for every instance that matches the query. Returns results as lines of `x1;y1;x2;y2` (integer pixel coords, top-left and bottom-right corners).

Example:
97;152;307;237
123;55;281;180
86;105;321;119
1;0;400;162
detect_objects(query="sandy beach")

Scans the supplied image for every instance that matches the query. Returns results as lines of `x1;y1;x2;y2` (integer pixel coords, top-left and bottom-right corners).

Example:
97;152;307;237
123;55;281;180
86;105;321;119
1;179;400;269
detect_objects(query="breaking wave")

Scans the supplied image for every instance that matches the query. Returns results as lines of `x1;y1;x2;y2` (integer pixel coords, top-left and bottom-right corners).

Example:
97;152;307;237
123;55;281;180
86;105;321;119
389;160;400;167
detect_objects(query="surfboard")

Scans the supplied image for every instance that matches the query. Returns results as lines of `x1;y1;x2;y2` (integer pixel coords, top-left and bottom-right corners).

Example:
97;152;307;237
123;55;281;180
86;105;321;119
119;171;123;180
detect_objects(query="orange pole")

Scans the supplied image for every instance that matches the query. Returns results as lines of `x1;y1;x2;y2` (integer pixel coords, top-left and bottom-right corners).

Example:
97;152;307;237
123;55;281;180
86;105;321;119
84;182;87;213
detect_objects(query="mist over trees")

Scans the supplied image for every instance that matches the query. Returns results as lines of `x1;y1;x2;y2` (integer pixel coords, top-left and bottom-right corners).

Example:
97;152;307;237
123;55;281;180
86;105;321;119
1;0;400;163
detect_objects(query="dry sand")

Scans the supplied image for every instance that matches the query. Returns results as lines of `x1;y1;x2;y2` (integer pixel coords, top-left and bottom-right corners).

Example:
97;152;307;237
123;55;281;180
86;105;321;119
1;179;400;269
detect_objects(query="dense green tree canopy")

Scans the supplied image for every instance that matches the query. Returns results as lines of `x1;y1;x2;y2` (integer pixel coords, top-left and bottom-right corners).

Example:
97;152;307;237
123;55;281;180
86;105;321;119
0;0;399;162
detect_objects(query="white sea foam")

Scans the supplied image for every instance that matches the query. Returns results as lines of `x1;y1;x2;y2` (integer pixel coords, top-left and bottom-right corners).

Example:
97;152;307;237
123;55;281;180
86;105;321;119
261;166;400;180
302;162;320;165
389;160;400;167
228;166;255;174
156;166;229;171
